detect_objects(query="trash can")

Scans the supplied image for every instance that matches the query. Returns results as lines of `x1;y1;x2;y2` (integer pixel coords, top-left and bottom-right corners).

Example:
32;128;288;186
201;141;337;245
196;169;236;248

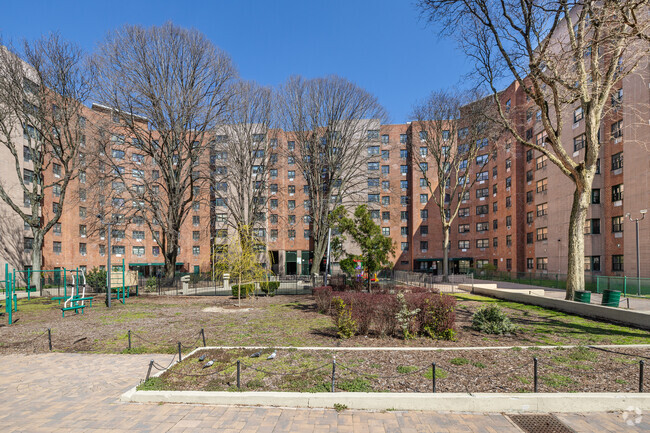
573;290;591;303
601;289;621;307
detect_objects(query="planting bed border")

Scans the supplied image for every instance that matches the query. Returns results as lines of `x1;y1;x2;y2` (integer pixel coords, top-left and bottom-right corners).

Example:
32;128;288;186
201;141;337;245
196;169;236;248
121;346;650;413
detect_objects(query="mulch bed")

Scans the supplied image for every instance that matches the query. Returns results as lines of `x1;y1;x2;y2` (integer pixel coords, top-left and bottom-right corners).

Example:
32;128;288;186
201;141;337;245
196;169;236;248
1;294;649;355
147;346;650;393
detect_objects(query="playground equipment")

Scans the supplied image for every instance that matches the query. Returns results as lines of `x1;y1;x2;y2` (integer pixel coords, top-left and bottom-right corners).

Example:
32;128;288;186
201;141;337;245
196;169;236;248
110;259;139;304
2;264;17;325
61;269;95;317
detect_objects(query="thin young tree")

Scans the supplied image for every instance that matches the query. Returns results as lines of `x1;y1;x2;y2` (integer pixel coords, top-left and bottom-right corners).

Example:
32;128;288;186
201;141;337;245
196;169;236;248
277;75;387;275
92;23;237;279
410;90;499;280
212;81;275;252
417;1;650;298
0;34;91;291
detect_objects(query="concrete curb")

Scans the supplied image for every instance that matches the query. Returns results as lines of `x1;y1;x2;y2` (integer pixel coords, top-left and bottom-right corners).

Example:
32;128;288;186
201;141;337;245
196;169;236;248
183;344;650;352
458;284;650;330
120;388;650;413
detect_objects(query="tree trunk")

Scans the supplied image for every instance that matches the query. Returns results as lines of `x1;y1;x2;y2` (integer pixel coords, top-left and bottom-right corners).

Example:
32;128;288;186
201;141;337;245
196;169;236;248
164;231;179;280
442;225;450;283
565;183;591;300
311;236;327;276
30;233;44;294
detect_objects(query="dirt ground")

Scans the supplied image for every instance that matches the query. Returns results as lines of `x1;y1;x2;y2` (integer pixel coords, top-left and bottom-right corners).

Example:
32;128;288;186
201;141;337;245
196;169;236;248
147;346;650;394
1;293;649;356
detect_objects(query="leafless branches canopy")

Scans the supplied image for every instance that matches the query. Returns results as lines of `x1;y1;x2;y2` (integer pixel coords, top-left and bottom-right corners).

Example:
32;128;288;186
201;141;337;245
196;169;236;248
0;34;91;288
91;22;237;278
417;0;649;297
212;81;275;252
411;89;500;278
277;75;387;274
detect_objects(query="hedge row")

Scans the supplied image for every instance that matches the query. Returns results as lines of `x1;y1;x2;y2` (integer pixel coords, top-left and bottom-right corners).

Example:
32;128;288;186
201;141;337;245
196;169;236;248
231;281;280;298
313;286;456;340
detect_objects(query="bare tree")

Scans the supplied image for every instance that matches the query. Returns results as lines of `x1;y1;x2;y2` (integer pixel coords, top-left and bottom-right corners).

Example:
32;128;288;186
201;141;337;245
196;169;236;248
0;34;91;290
417;1;649;298
277;75;387;275
212;81;275;253
411;90;499;279
91;23;237;279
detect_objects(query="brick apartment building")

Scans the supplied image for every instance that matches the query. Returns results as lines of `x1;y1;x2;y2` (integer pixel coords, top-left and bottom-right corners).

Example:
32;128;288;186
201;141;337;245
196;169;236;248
1;61;648;280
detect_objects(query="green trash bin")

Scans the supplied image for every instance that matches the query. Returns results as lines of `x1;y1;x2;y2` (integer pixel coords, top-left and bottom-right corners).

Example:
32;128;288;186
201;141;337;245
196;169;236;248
601;289;621;307
573;290;591;303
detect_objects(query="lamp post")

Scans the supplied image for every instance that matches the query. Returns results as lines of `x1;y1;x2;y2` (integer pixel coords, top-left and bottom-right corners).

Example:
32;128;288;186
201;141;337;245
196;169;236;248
626;209;647;296
97;214;113;308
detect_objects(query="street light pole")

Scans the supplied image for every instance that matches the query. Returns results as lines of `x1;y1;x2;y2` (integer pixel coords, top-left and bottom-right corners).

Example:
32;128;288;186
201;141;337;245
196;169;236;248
626;209;647;296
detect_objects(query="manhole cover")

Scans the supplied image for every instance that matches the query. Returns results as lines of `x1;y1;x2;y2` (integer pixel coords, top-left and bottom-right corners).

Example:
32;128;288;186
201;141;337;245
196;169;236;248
508;414;575;433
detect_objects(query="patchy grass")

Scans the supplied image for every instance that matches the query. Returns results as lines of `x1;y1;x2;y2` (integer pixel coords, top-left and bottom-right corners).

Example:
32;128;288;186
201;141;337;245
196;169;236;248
450;357;469;366
396;365;419;374
541;373;577;389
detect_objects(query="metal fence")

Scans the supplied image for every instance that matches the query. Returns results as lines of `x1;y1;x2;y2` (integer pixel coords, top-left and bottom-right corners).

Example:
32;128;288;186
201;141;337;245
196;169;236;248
140;273;314;297
469;268;650;297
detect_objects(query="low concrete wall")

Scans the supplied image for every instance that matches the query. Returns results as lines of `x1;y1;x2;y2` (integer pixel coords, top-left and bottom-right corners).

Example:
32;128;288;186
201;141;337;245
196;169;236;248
121;388;650;413
458;284;650;330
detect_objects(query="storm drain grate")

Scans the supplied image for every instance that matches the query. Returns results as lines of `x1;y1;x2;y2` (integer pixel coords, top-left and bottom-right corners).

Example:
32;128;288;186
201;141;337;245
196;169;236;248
508;414;576;433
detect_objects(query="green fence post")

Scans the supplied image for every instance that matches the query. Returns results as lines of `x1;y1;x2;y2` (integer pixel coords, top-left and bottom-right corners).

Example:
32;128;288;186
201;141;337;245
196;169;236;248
624;276;627;297
27;269;31;300
7;270;12;325
63;268;67;298
596;276;599;294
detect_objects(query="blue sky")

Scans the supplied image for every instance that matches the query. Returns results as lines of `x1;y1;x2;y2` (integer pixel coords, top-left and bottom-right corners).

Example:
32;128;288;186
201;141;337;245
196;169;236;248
0;0;472;123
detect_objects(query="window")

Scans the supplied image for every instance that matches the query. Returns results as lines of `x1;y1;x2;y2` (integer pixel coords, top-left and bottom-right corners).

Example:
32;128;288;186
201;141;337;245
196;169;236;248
382;211;390;221
476;154;488;166
401;242;409;251
526;149;533;162
400;165;408;175
368;162;379;171
611;152;623;170
288;185;295;195
612;184;623;202
287;141;295;151
417;241;427;252
398;180;407;191
381;150;389;160
536;202;548;217
288;200;296;210
304;229;311;239
506;259;512;270
382;227;390;236
493;218;499;229
270;169;278;179
476;205;488;215
131;245;144;256
505;215;512;227
590;189;600;204
370;210;380;219
111;149;125;159
368;178;380;188
458;240;470;249
476;188;489;198
477;239;489;249
459;191;469;202
536;178;548;193
476;222;488;232
399;226;408;236
287;170;295;180
419;162;428;172
368;145;380;156
596;158;601;174
459;208;469;217
53;241;62;254
584;219;600;235
536;257;548;270
536;227;548;241
420;194;428;204
381;180;390;191
79;224;86;237
493;201;498;212
526;170;534;182
79;207;86;218
367;130;380;139
78;243;87;256
400;134;407;143
493;237;498;247
527;258;534;269
368;194;379;203
192;216;200;226
506;235;512;246
612;255;623;272
527;232;534;244
611;120;622;139
585;256;601;272
573;134;585;151
476;171;488;182
573;106;584;123
527;212;534;224
612;216;624;233
380;195;389;206
52;163;61;177
288;229;296;239
476;260;489;269
419;130;428;141
381;134;389;144
458;224;470;233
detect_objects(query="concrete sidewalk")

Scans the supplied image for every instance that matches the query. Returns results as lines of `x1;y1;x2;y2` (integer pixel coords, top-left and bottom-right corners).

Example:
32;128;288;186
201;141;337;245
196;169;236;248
0;353;648;432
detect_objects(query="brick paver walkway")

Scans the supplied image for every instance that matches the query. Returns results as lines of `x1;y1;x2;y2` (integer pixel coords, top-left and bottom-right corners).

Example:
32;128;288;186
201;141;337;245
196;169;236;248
0;353;647;432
